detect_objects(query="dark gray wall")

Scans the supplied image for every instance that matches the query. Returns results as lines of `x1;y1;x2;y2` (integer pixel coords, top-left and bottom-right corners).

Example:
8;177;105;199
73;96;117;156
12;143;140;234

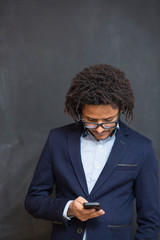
0;0;160;239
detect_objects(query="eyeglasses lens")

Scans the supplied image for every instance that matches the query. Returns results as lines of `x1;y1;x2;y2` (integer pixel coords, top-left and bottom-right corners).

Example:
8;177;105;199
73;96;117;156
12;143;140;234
84;122;117;129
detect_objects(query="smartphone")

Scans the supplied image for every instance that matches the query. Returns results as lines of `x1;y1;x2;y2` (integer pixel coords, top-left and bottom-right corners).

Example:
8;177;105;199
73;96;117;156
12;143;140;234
83;202;101;211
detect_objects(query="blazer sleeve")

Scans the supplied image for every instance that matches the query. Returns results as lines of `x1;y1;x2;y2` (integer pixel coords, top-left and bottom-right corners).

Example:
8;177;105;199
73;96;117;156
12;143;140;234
25;131;70;225
134;141;160;240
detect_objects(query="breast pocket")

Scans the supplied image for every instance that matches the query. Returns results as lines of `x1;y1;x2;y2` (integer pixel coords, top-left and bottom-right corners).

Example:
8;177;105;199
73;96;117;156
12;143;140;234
115;164;137;171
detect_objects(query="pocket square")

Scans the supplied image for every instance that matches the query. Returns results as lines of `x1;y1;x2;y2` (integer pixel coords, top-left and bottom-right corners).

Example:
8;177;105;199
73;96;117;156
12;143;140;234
117;164;137;167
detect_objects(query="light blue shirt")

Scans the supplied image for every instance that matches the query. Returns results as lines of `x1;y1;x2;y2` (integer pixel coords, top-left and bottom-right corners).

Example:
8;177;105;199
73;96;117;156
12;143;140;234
80;131;116;194
63;127;118;239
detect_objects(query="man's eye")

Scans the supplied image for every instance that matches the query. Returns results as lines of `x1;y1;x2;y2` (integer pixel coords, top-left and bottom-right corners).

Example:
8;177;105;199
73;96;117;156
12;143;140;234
88;119;96;122
104;119;113;122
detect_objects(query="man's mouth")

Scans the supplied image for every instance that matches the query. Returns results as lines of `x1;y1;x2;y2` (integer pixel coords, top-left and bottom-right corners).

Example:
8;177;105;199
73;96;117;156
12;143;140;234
91;131;110;137
92;130;111;135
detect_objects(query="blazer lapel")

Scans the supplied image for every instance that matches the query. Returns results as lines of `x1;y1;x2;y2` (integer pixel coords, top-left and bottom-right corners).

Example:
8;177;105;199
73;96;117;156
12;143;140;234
68;125;89;197
90;125;129;197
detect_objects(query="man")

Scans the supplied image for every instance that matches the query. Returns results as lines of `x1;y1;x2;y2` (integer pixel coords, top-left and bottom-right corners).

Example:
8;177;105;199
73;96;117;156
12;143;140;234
25;64;160;240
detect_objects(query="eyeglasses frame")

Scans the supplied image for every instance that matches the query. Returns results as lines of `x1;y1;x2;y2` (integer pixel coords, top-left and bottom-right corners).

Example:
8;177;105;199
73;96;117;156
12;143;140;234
81;113;120;130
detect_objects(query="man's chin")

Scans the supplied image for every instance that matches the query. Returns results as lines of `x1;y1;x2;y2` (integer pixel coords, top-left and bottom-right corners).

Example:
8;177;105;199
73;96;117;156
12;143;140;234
96;136;109;140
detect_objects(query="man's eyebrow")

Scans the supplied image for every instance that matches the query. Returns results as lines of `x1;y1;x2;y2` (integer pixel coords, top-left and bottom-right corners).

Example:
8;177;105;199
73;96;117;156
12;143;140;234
103;115;117;120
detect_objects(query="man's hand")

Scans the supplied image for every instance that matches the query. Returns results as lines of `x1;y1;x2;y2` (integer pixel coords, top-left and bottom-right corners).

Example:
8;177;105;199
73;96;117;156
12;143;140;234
67;196;105;222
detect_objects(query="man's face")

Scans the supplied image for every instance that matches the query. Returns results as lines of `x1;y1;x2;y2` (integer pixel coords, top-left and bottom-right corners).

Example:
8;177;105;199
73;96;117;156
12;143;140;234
81;104;119;140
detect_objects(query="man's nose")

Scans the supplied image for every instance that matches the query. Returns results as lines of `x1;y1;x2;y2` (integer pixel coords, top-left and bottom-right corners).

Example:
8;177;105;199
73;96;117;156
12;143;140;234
95;125;104;133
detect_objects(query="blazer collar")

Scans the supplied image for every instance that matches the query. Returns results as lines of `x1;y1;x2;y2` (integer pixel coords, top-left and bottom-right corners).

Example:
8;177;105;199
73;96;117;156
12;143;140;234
89;123;129;196
68;123;89;197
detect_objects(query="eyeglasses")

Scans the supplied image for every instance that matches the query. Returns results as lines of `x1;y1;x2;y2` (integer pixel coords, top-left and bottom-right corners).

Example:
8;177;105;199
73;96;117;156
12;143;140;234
82;115;119;130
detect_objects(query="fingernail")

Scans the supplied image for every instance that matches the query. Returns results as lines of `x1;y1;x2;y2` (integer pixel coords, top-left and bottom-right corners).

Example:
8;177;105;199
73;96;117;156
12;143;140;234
100;210;105;214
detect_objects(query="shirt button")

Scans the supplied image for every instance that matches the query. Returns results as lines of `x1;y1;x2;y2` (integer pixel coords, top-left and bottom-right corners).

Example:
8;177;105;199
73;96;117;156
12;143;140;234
77;228;83;234
96;164;99;169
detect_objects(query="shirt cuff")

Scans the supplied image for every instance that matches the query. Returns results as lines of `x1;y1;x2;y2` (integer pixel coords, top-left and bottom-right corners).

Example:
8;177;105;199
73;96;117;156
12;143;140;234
63;200;74;220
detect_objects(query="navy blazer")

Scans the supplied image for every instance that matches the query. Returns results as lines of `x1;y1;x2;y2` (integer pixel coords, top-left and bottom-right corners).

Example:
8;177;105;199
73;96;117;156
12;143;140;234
25;121;160;240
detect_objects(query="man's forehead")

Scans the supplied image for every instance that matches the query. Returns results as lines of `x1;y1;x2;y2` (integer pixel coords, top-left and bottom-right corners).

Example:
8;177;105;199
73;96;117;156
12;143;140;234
82;104;119;118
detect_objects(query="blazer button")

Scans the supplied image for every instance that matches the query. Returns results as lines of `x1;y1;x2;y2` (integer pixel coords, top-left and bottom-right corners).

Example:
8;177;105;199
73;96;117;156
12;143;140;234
77;227;83;234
